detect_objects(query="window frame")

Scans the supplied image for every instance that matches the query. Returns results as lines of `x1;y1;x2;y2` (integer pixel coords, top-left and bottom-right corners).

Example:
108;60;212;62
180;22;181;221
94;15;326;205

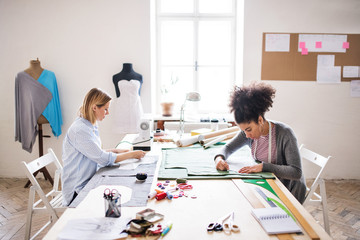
155;0;238;115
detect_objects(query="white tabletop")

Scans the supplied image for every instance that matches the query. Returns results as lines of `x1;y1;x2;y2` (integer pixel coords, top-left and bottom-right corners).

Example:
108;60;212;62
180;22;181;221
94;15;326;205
44;141;331;240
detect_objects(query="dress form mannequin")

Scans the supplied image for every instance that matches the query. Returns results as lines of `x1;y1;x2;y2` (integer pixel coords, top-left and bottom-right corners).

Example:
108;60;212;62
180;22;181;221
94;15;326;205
25;58;44;81
112;63;143;97
25;59;49;124
22;59;53;187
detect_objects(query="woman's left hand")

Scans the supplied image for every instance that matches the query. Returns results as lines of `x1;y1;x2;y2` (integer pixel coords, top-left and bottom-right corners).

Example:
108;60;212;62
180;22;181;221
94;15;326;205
238;163;263;173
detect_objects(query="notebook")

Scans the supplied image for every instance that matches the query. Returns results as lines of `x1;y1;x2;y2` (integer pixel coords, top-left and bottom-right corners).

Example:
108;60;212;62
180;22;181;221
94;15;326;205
251;207;302;234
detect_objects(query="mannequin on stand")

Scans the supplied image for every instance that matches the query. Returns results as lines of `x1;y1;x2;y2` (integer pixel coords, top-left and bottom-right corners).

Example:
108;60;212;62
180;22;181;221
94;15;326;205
113;63;143;97
25;59;49;125
24;59;54;187
112;63;144;133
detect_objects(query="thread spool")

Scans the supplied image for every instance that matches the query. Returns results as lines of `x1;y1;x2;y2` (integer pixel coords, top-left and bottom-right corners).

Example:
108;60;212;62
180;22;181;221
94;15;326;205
155;189;163;194
176;178;187;184
166;192;173;200
155;192;167;201
167;186;179;192
148;191;157;199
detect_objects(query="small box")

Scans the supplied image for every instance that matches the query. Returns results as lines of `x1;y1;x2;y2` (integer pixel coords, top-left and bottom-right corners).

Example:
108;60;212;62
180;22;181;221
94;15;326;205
136;208;164;223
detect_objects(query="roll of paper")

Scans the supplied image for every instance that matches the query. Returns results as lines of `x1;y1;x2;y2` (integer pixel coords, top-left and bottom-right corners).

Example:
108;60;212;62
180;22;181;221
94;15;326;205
201;126;239;139
203;134;228;149
200;131;238;145
175;135;204;147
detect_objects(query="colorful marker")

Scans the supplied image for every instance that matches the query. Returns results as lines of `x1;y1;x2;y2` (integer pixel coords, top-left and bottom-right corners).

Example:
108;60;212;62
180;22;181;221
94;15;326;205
161;222;173;237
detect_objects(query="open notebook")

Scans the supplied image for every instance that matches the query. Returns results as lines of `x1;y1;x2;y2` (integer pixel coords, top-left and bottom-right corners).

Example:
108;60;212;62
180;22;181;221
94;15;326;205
252;207;302;234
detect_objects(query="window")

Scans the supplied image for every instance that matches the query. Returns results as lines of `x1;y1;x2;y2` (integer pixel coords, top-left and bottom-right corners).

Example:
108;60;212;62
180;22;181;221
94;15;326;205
155;0;241;115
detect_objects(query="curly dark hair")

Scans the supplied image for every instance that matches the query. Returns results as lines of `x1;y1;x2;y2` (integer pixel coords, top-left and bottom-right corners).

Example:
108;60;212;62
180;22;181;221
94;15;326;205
229;82;276;124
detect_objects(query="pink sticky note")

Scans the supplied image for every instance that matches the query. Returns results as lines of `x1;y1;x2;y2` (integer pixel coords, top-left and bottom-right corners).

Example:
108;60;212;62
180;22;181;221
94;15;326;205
301;48;308;55
299;42;306;48
343;42;349;49
315;41;322;48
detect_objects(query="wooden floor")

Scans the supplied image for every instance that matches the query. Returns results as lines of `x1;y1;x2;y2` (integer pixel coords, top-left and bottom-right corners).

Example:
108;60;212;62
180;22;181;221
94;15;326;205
0;178;359;240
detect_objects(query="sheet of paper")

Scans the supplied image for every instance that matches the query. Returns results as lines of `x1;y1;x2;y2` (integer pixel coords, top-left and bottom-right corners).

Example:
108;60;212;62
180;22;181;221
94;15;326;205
351;80;360;97
265;34;290;52
227;151;256;172
317;55;335;67
343;66;360;78
118;154;158;170
58;217;130;240
298;34;347;53
317;66;341;84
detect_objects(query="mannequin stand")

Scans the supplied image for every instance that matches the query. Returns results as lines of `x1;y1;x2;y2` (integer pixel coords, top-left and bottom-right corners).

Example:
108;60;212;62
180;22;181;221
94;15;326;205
24;123;54;188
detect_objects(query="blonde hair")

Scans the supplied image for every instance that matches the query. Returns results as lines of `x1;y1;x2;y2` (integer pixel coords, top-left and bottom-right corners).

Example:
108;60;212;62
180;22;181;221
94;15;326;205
79;88;112;124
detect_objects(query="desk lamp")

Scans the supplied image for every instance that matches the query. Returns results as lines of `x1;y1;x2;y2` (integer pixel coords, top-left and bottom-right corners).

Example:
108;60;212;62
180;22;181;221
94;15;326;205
178;92;201;137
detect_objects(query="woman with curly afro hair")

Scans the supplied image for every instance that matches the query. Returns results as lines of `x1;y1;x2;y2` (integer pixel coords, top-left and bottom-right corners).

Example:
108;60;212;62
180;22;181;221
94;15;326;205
214;82;306;203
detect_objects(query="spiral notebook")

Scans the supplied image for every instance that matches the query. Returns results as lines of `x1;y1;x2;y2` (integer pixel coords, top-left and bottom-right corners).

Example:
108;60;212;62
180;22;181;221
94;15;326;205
252;207;302;234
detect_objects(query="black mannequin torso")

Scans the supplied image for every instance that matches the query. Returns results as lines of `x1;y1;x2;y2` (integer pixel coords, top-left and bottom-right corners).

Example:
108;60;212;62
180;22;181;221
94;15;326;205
113;63;143;97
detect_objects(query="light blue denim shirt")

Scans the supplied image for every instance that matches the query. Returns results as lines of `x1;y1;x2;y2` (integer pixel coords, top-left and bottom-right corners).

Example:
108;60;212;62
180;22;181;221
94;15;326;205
61;117;116;206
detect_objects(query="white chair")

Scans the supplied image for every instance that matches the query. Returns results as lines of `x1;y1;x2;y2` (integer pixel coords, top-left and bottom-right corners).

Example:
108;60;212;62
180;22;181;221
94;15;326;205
299;144;331;235
21;148;66;240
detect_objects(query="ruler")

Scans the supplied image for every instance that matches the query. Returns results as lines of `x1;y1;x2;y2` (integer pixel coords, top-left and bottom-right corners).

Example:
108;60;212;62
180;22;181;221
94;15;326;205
232;179;294;240
267;179;320;240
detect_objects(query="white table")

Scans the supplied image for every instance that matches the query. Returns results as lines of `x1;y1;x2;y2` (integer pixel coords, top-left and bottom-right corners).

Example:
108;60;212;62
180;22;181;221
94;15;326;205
44;141;331;240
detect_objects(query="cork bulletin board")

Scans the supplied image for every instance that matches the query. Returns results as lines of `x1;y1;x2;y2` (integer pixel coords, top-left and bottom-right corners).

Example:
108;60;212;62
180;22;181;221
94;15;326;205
261;33;360;82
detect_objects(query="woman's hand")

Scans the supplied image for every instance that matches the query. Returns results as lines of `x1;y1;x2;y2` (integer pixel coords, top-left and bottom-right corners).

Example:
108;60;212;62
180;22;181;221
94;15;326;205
131;150;146;159
238;163;263;173
215;156;229;171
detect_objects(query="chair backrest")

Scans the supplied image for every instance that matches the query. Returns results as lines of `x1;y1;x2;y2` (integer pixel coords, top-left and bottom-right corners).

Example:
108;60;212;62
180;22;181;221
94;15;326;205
299;144;331;180
299;144;332;234
21;148;62;192
299;144;331;204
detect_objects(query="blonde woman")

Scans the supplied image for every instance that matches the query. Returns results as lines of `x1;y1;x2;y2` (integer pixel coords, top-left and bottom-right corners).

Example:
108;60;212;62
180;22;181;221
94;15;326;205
62;88;145;206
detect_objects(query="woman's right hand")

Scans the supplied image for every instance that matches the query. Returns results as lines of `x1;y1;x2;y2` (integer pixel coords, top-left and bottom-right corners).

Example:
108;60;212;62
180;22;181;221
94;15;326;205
215;156;229;171
131;150;146;159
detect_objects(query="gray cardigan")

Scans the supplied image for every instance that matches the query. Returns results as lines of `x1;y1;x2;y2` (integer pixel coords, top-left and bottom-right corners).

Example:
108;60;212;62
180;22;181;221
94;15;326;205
15;71;52;153
216;121;306;203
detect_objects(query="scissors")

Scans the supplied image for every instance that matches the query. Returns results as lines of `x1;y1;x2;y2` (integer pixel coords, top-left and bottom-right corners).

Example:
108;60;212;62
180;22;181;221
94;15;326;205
207;212;230;232
223;212;240;233
103;188;120;200
207;212;240;233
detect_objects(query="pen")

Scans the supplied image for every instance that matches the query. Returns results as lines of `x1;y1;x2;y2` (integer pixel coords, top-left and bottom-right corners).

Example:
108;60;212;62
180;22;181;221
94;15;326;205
161;222;173;237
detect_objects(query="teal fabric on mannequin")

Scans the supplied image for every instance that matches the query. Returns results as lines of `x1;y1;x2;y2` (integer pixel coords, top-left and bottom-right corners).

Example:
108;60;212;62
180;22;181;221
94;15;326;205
37;69;63;137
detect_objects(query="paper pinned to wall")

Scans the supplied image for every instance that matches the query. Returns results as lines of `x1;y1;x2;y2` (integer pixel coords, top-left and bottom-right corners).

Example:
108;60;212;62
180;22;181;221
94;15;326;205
343;66;360;78
265;33;290;52
317;66;341;84
298;34;347;53
351;80;360;97
316;55;341;84
317;55;335;67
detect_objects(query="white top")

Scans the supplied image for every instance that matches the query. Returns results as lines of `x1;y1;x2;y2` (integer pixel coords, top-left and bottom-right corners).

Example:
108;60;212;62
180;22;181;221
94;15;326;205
112;80;143;134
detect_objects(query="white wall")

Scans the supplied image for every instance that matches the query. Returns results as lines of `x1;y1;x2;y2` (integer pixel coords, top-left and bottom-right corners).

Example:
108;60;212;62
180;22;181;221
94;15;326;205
0;0;151;177
1;0;359;179
243;0;360;179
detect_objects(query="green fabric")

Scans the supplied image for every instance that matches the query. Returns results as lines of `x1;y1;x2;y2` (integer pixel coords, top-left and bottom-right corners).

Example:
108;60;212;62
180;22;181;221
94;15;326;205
158;145;275;180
